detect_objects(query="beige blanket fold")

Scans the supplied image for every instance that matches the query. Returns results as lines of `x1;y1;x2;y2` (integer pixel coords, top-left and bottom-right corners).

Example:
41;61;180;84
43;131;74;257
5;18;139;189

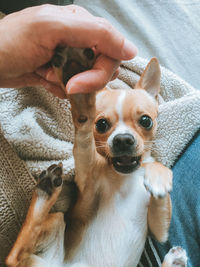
0;127;36;264
0;49;200;264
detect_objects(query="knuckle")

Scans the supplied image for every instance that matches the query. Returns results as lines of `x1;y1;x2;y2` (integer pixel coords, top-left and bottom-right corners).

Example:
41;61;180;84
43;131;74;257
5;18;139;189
96;17;113;36
31;4;53;20
67;4;86;12
66;4;93;18
36;3;53;12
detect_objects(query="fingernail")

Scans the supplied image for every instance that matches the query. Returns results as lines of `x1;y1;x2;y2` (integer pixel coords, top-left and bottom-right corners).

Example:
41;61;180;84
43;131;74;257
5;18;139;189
123;39;138;59
46;71;52;81
46;70;57;82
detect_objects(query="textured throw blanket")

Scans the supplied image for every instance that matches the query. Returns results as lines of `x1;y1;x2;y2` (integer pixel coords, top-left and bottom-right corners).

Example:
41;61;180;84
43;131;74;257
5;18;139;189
0;55;200;264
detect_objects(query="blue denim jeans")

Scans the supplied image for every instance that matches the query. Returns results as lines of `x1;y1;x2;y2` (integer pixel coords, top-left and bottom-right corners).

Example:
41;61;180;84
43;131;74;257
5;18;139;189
154;130;200;267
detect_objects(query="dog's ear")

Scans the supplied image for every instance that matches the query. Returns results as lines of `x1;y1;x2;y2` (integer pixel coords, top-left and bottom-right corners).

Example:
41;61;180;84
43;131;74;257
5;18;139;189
134;58;160;98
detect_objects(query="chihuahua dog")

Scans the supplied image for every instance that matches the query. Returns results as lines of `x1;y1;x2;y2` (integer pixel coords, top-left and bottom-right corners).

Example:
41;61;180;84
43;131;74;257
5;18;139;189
6;50;187;267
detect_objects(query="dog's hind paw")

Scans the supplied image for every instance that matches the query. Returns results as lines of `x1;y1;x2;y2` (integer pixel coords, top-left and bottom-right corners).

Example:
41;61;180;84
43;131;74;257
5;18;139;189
37;163;63;196
163;246;187;267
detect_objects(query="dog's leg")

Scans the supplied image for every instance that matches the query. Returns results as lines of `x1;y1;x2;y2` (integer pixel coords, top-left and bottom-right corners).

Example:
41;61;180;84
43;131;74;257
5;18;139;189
52;46;98;192
144;161;173;242
63;93;105;257
162;246;187;267
6;164;64;267
69;93;102;192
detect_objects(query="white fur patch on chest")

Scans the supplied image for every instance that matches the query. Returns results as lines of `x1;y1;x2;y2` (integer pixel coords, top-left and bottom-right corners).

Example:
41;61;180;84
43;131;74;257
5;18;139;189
67;168;150;267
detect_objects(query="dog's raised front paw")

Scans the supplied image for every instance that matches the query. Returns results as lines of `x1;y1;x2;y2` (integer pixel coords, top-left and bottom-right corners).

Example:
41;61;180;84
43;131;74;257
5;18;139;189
51;46;95;85
37;163;63;196
163;246;187;267
144;162;172;198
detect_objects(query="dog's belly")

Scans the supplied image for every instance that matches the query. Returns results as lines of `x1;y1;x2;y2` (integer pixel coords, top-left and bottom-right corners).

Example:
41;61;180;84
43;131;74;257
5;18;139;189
66;169;150;267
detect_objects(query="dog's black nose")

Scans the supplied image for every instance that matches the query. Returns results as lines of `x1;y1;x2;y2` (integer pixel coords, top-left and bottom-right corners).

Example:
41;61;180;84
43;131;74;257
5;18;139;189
112;134;135;154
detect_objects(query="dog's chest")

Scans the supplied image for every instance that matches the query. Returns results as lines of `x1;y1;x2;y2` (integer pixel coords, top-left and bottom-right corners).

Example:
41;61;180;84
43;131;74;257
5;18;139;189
67;169;150;267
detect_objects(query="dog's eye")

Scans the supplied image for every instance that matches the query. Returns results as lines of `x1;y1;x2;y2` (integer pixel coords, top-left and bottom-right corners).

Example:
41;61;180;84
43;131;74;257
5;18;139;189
96;119;111;133
139;115;153;130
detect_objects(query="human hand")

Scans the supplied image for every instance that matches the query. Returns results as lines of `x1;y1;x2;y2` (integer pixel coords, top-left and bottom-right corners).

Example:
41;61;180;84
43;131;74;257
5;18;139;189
0;5;137;98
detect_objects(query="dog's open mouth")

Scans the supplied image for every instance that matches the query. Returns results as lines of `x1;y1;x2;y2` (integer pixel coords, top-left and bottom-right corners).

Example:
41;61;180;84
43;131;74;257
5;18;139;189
111;155;141;174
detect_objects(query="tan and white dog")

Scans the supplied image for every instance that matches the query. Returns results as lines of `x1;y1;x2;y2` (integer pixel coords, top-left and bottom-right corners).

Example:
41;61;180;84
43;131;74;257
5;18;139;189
6;53;187;267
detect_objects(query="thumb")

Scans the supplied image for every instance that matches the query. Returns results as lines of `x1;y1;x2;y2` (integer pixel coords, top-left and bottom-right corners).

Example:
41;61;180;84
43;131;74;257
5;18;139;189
66;55;120;94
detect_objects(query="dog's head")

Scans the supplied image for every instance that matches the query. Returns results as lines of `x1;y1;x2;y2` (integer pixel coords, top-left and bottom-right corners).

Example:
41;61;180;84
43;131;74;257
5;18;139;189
94;58;160;174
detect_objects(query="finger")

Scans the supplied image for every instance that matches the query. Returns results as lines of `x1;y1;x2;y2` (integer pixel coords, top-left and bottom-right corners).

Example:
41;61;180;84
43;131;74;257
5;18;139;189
62;4;94;18
66;55;120;94
61;18;137;60
0;71;67;99
45;5;138;60
0;73;42;88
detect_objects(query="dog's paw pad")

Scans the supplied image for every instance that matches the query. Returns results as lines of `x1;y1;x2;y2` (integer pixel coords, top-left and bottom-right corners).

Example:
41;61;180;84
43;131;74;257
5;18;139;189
164;246;187;267
37;163;63;196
